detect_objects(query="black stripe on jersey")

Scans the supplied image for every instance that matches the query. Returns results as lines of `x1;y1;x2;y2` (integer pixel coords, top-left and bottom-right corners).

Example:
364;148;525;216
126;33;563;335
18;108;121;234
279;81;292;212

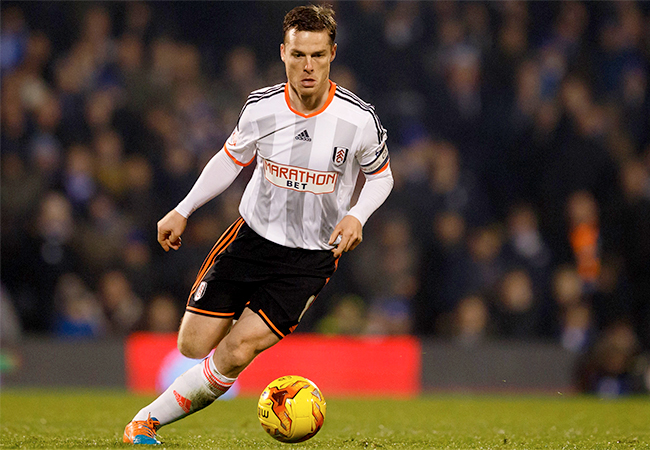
334;87;385;143
336;86;384;135
242;84;284;110
237;84;285;126
245;83;285;104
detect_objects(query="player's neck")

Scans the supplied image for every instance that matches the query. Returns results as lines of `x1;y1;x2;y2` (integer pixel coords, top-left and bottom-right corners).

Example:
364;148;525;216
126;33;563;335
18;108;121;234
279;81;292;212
287;81;331;115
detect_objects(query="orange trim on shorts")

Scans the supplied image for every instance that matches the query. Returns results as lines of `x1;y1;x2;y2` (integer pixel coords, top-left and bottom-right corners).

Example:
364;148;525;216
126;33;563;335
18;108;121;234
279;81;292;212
191;218;242;291
257;309;286;338
188;218;245;302
186;306;235;318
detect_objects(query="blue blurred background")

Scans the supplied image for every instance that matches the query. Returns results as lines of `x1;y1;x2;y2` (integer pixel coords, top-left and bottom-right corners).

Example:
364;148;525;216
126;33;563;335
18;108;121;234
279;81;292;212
1;1;649;396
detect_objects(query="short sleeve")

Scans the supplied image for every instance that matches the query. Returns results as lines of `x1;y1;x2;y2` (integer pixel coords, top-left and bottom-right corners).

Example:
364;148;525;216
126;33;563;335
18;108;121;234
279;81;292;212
223;106;257;167
356;114;389;176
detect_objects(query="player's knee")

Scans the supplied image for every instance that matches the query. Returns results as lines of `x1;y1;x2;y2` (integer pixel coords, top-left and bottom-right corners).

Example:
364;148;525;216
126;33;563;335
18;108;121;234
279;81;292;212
177;335;211;360
222;336;258;370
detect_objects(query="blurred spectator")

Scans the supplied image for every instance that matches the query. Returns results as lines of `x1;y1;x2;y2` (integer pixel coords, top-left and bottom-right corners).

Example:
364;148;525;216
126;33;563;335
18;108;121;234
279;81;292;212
1;6;28;73
591;255;633;331
618;158;650;349
406;140;492;246
0;285;22;344
350;215;417;335
466;224;508;296
450;294;489;346
143;293;182;333
122;154;158;229
414;211;470;335
492;269;540;339
559;303;594;353
365;295;413;336
63;144;97;211
551;263;584;305
566;190;601;291
121;230;156;300
0;191;78;332
97;269;144;335
53;273;106;338
94;129;126;197
575;321;647;397
316;294;367;336
1;152;45;229
74;193;133;277
502;203;553;295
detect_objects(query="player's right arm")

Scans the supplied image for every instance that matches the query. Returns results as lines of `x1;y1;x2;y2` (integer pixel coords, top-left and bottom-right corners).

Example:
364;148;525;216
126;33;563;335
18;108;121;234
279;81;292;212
158;105;258;252
157;149;242;251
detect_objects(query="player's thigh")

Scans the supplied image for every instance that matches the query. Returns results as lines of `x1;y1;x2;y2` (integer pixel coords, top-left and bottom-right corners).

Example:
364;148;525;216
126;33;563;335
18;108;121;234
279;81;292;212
177;312;233;359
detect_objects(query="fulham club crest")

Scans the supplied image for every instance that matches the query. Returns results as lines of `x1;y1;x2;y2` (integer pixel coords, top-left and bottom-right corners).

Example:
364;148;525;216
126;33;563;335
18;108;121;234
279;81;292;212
332;146;349;166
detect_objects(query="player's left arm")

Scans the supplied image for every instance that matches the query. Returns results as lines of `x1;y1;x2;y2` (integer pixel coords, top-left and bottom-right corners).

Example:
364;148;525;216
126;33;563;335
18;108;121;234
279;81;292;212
329;115;393;258
328;167;393;257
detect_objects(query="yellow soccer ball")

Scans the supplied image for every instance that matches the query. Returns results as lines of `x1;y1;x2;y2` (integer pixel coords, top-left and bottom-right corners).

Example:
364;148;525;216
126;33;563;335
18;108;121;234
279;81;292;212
257;375;326;443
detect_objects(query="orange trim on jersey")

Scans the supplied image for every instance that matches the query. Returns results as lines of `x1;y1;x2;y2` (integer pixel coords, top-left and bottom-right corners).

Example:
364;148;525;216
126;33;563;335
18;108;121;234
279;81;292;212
223;144;256;167
186;306;235;318
284;81;337;118
257;309;286;338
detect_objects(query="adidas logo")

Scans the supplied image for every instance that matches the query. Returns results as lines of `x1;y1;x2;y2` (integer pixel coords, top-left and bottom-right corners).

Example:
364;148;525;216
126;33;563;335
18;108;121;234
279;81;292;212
174;390;192;413
295;130;311;142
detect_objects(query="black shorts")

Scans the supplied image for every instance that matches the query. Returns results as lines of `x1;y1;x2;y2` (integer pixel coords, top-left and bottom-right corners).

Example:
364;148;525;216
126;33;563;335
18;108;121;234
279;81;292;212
186;218;338;338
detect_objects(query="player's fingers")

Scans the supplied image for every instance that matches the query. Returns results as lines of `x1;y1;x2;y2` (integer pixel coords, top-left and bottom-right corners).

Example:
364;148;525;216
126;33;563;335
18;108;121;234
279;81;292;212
328;226;342;245
157;230;169;251
169;235;182;250
159;240;170;252
332;234;351;257
348;235;362;251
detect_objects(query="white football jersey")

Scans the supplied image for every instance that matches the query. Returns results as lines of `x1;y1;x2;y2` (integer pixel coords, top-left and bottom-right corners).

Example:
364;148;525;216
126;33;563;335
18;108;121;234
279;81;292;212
224;81;390;250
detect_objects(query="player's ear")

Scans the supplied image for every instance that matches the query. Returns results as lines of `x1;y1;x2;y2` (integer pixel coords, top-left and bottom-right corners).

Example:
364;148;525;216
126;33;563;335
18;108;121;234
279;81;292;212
330;43;337;62
280;43;286;62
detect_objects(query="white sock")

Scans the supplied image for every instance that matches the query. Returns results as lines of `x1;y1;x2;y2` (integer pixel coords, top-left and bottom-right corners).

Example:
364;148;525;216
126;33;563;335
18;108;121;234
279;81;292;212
132;357;237;426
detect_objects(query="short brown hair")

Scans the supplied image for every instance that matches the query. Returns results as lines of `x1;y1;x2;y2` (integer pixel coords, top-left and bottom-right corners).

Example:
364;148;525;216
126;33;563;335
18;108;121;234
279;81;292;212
283;4;336;44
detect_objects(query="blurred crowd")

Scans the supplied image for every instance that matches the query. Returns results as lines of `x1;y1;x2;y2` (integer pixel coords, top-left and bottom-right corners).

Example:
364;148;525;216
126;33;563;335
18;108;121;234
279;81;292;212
1;2;649;395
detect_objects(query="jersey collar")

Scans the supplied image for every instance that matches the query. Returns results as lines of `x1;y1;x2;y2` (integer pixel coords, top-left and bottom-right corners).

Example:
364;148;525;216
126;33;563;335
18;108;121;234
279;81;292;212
284;81;337;118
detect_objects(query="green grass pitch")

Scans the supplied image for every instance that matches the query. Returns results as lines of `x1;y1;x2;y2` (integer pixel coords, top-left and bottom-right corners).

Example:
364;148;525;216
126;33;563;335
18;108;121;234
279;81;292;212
1;390;649;449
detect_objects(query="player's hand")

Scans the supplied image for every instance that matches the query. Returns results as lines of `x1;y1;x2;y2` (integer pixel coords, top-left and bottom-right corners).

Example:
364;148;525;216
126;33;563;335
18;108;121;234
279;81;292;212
157;209;187;252
328;215;362;258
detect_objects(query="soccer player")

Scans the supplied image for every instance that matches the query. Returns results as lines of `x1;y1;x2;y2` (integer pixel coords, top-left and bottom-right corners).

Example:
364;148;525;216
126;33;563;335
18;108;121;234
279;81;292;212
123;4;393;444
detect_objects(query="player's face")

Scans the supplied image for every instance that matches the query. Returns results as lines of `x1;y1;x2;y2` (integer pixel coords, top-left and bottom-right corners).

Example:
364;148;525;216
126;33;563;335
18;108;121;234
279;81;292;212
281;29;336;102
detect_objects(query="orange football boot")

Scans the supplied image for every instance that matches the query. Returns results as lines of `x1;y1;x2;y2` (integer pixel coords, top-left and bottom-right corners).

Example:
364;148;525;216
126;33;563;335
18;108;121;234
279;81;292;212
123;414;161;445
